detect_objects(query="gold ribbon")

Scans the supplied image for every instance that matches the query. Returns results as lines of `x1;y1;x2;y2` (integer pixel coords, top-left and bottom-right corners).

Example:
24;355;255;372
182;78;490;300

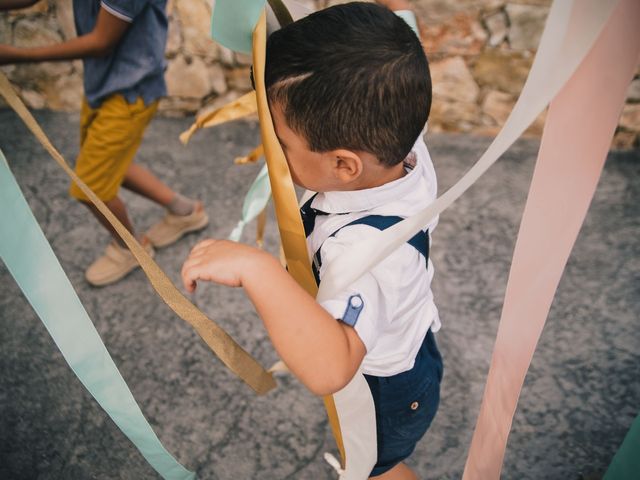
252;12;346;467
235;144;264;165
256;206;268;248
0;71;276;396
180;91;258;145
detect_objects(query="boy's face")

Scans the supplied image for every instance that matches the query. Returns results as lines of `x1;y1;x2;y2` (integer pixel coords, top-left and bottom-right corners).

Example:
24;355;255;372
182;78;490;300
271;103;346;192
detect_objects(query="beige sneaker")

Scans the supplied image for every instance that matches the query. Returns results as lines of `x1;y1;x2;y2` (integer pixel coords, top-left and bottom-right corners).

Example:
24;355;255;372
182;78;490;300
145;202;209;248
85;240;154;287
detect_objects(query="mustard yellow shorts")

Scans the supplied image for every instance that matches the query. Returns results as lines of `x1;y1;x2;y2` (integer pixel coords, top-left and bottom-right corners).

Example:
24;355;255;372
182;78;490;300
69;95;158;202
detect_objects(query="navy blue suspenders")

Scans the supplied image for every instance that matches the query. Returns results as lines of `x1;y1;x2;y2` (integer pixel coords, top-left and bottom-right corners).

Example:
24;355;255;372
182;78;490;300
300;194;429;285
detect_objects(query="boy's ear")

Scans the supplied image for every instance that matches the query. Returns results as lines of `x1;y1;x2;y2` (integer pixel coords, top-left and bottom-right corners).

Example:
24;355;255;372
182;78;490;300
330;149;363;183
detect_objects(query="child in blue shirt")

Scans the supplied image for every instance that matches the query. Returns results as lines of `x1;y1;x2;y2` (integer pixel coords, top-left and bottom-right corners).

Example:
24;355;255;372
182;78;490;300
182;3;442;478
0;0;208;286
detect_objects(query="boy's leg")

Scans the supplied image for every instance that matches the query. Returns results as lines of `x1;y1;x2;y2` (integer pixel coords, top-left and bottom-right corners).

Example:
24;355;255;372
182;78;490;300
79;195;135;247
76;92;139;244
126;162;210;248
70;95;157;286
370;462;418;480
123;162;206;218
121;163;176;207
77;193;155;287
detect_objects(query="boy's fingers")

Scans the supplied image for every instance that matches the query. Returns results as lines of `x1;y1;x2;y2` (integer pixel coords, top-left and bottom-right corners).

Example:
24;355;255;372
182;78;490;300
181;259;200;283
190;238;217;255
186;249;214;263
181;256;204;272
181;265;200;292
181;259;195;279
184;279;196;293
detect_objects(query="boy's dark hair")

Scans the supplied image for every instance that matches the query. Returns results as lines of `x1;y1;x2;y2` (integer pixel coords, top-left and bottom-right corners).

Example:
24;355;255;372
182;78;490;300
265;2;431;167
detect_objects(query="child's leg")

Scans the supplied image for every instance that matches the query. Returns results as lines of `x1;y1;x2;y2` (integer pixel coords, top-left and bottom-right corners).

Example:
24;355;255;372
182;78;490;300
69;95;158;285
124;162;208;247
122;163;177;208
370;462;418;480
123;161;208;247
122;162;205;217
79;194;155;286
70;95;158;225
79;196;136;247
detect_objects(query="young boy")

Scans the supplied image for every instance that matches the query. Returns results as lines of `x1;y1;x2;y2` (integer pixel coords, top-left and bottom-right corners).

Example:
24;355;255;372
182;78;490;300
0;0;209;286
181;3;442;478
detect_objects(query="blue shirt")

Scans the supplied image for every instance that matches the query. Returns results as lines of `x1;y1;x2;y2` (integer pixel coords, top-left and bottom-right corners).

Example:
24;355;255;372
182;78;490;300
73;0;168;108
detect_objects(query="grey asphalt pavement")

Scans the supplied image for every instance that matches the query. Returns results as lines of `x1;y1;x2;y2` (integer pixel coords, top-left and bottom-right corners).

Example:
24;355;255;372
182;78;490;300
1;110;639;480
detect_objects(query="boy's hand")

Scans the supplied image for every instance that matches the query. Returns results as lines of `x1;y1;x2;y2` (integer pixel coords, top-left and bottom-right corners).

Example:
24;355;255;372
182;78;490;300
181;239;263;292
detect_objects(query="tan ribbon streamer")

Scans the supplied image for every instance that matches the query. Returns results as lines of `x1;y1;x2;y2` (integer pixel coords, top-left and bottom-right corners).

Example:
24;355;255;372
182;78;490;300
463;0;640;477
180;91;258;145
0;72;276;396
235;144;264;165
252;13;317;296
252;12;346;466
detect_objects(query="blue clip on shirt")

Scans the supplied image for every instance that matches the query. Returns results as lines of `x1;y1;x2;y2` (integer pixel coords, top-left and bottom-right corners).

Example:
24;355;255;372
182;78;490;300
341;294;364;327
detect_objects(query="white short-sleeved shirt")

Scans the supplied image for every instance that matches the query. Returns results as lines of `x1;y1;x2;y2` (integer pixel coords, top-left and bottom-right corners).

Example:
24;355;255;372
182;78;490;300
307;136;440;377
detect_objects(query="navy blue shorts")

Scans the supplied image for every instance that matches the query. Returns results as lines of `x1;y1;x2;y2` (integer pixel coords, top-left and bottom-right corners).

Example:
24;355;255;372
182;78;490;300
364;330;443;477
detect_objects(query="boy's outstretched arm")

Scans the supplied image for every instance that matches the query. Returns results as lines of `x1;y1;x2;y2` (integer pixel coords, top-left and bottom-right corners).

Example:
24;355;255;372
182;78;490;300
0;5;129;65
182;239;367;396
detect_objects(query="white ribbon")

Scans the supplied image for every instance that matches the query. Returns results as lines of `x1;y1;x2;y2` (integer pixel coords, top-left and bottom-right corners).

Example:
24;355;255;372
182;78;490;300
316;0;618;304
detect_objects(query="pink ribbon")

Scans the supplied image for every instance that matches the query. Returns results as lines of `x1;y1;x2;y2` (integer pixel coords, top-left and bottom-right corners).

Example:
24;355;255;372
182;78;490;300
463;0;640;478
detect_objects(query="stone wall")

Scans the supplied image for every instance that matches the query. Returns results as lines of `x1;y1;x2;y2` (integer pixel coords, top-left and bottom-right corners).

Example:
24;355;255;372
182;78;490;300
1;0;638;148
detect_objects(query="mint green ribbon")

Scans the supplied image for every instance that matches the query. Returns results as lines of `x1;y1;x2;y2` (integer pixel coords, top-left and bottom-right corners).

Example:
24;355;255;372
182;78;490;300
394;10;419;37
604;413;640;480
229;162;272;241
211;1;419;54
0;150;195;480
211;0;266;53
